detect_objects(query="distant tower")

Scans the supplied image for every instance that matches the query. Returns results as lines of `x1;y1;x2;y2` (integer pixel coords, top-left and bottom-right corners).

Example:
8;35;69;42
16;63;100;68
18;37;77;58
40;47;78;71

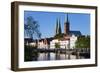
58;18;62;34
64;14;70;35
55;18;59;35
55;18;62;35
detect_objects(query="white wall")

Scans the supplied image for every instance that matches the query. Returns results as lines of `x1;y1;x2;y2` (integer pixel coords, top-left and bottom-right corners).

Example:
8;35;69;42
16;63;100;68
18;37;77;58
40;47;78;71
0;0;99;73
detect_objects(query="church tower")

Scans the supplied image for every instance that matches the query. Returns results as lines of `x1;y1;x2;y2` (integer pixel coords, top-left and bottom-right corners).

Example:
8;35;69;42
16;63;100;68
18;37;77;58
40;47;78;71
58;18;62;34
55;18;59;35
64;14;70;35
55;18;62;35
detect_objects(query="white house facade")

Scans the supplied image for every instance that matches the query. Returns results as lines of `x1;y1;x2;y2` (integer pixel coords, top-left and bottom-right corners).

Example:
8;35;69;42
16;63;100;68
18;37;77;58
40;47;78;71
50;35;77;49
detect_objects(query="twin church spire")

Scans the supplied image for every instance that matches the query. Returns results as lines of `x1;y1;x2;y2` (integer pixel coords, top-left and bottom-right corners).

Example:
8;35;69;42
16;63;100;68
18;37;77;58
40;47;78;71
55;14;70;35
55;18;62;35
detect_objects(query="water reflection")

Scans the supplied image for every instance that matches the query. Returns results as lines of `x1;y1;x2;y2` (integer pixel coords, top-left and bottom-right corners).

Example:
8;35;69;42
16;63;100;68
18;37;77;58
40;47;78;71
37;52;84;61
24;47;90;61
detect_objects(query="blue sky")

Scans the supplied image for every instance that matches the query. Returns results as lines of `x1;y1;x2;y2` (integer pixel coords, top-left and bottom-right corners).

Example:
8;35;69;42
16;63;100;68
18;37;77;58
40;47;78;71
24;11;90;39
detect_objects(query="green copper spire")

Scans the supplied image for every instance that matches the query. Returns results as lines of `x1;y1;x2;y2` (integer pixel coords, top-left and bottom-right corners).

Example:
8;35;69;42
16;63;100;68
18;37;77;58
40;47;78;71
55;17;62;35
55;18;59;35
58;18;62;34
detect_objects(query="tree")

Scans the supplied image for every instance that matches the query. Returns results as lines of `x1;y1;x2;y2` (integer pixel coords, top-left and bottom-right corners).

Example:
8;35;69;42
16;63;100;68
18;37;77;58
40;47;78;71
54;34;63;40
75;36;90;49
24;16;41;39
55;42;60;48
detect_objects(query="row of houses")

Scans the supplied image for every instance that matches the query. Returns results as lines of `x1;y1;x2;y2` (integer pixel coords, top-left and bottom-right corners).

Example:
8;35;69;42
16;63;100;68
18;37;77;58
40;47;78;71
25;35;77;49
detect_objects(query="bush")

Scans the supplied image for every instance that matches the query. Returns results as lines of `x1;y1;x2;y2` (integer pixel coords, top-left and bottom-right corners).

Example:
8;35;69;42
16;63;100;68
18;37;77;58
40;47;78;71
24;45;39;61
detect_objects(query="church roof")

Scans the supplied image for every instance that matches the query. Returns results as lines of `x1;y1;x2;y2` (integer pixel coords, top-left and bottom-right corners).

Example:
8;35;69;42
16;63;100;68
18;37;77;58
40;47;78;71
69;31;82;36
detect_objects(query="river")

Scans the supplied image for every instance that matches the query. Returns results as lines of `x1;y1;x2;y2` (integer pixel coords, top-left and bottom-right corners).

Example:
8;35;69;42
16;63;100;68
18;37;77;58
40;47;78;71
37;52;85;61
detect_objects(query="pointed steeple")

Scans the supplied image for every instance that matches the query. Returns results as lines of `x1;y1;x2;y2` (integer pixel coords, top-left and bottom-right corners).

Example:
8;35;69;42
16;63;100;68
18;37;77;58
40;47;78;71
55;18;62;35
58;18;62;34
55;18;59;35
67;14;70;25
64;13;70;35
65;13;69;24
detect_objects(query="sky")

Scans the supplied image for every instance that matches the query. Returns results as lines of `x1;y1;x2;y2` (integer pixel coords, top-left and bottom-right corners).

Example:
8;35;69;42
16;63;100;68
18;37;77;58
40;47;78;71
24;11;90;39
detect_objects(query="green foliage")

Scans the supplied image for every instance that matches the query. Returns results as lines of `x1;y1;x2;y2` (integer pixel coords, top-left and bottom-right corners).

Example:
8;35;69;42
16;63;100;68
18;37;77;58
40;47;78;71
75;36;90;48
24;45;39;61
55;43;60;48
24;16;41;39
54;34;63;40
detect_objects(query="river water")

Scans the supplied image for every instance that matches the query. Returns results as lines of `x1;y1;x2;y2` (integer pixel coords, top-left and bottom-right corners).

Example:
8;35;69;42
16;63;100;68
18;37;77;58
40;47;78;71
37;53;85;61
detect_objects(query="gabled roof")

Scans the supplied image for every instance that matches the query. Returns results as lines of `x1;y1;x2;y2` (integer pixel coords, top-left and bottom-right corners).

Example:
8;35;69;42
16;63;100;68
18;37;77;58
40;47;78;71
69;31;82;36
